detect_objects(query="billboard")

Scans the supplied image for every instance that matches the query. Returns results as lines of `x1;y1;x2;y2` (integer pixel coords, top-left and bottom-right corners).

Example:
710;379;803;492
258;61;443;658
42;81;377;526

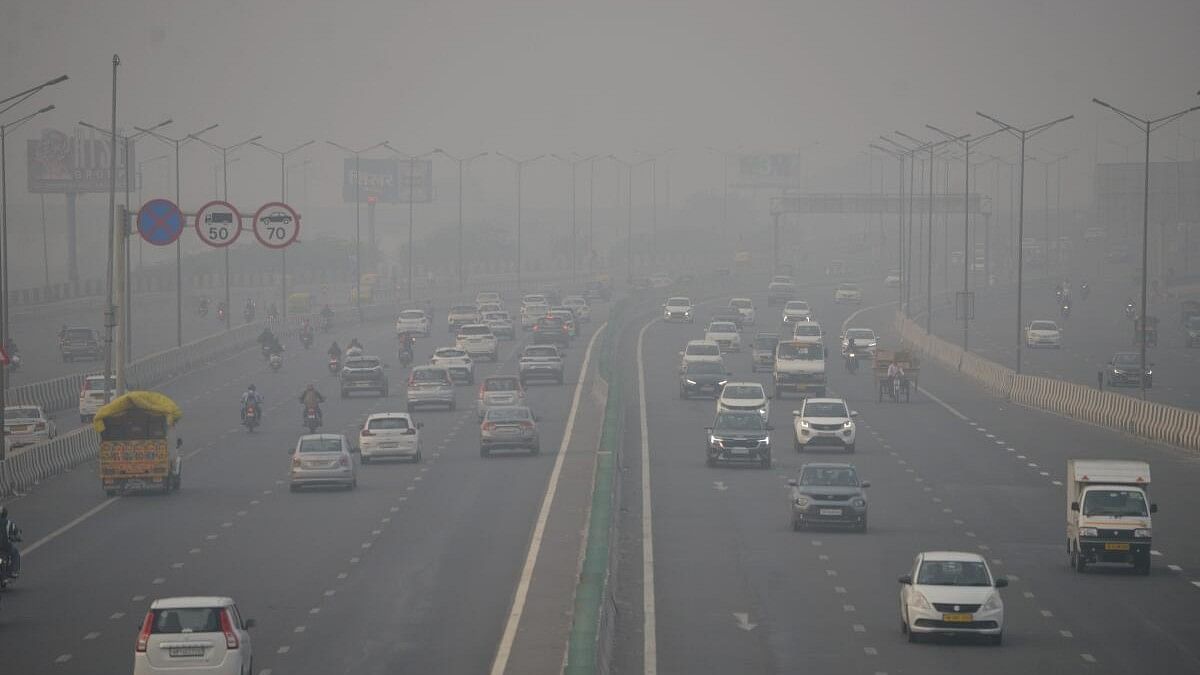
27;128;135;194
737;153;802;187
342;157;433;204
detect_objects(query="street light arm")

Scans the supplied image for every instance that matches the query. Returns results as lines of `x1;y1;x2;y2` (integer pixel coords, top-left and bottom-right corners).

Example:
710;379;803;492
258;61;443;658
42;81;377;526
868;143;902;159
0;74;67;115
284;139;315;156
1026;115;1075;139
880;136;914;153
3;104;55;130
1149;105;1200;132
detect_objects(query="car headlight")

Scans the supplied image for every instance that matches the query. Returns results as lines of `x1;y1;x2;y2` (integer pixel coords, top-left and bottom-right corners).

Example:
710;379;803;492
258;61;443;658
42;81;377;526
798;419;810;428
685;379;697;385
794;496;809;507
1134;528;1152;538
759;408;769;418
1079;527;1099;537
842;420;853;429
979;593;1002;613
852;498;866;508
758;438;770;448
708;435;719;447
1146;370;1152;376
910;591;932;611
716;380;728;387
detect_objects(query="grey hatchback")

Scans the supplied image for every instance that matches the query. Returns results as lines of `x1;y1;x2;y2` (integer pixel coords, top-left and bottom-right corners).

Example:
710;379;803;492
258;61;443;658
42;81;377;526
788;462;869;531
480;405;540;457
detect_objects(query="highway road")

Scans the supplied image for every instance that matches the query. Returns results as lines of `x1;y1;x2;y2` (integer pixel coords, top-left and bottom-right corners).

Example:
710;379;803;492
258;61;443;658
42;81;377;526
0;298;606;675
612;278;1200;675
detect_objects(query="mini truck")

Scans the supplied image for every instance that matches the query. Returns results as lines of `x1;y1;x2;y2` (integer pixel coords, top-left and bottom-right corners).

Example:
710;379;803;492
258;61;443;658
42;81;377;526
1067;459;1156;574
94;391;184;496
772;340;826;398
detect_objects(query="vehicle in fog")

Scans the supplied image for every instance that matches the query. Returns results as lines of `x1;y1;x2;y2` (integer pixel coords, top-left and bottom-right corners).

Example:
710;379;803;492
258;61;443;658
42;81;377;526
833;282;862;304
59;326;101;362
519;344;565;385
716;382;769;419
456;323;499;361
791;321;823;345
480;405;541;457
788;462;869;531
289;434;357;491
95;392;183;495
1105;352;1152;388
482;310;516;340
678;360;729;399
78;374;117;423
431;347;475;385
359;413;422;464
662;297;695;323
1025;320;1062;349
728;297;756;325
406;366;456;411
705;409;773;468
1067;460;1155;574
679;339;723;372
767;280;795;307
340;355;389;398
750;332;780;373
447;304;481;332
780;300;812;327
3;405;57;447
840;328;878;357
899;552;1007;644
477;376;527;419
704;321;741;353
395;309;432;337
773;341;826;398
133;597;255;675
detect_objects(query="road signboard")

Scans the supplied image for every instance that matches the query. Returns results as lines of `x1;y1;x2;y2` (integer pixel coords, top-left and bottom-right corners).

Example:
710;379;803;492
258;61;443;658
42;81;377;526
195;201;242;248
253;202;300;249
137;198;185;246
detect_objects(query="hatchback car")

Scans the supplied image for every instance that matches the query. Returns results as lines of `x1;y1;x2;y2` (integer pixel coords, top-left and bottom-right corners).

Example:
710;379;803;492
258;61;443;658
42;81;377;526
899;551;1007;644
833;283;863;304
406;365;456;411
679;361;729;399
359;413;422;463
792;397;857;452
728;297;756;325
791;322;823;345
477;376;527;419
781;300;812;325
1024;320;1061;348
841;328;878;356
431;347;475;384
717;382;770;419
133;596;255;675
289;434;357;491
480;405;541;456
704;321;742;353
456;323;499;361
531;316;571;348
788;462;869;531
395;309;431;337
3;405;56;448
1106;352;1152;388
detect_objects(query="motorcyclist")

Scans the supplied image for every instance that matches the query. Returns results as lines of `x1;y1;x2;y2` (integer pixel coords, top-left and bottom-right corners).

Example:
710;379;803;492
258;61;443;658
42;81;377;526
398;332;415;361
267;302;279;320
1080;282;1090;300
327;341;342;360
258;327;281;357
240;384;264;421
346;338;364;358
0;507;21;579
844;338;860;372
299;384;326;424
4;336;18;355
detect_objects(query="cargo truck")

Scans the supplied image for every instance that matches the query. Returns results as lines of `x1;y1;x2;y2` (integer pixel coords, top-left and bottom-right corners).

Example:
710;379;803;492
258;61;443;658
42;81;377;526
1067;459;1155;575
94;391;183;496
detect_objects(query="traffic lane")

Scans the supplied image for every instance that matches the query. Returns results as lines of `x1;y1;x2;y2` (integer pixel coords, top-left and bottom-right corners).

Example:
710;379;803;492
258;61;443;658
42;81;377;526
0;314;544;673
637;317;886;675
838;320;1200;673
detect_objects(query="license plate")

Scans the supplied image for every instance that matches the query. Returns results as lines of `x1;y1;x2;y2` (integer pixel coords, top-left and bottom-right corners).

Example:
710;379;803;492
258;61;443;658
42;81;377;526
941;613;973;623
819;508;843;516
168;646;205;658
1104;542;1131;551
381;443;399;448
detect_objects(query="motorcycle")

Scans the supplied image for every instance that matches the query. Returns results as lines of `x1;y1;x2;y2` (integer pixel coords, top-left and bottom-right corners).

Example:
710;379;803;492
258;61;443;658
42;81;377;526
217;306;226;323
244;305;256;323
242;403;261;432
1125;303;1136;321
0;524;22;589
300;330;314;349
1080;283;1090;301
6;354;20;373
1061;303;1072;319
328;356;341;375
269;352;283;372
844;350;859;373
304;405;322;433
320;314;333;333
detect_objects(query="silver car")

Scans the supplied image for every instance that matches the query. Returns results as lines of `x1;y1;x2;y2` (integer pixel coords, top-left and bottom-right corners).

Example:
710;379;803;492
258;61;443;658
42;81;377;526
406;365;456;411
289;434;357;491
480;406;541;457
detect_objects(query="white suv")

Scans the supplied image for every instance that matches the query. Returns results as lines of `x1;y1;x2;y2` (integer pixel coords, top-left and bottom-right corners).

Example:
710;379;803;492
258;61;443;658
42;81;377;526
729;298;756;325
78;373;116;423
792;397;857;453
663;297;695;323
395;309;431;337
133;596;254;675
456;323;499;361
781;300;812;326
359;412;422;463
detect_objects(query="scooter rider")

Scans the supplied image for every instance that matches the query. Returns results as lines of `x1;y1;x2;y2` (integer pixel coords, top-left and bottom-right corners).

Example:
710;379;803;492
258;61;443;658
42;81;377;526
299;383;326;425
327;341;342;360
240;384;264;422
0;507;21;579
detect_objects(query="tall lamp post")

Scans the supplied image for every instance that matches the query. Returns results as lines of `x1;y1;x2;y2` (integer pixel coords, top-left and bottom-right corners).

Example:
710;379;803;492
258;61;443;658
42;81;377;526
881;136;921;316
385;145;436;301
327;140;387;318
552;153;598;285
705;147;737;249
1092;97;1200;400
606;155;654;283
976;110;1074;375
251;139;313;321
869;143;907;312
189;133;263;330
434;149;488;293
496;153;546;291
635;148;674;269
896;131;956;333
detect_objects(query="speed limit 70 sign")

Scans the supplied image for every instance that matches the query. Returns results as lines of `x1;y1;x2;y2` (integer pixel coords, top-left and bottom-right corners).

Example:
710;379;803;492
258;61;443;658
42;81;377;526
194;201;242;247
253;202;300;248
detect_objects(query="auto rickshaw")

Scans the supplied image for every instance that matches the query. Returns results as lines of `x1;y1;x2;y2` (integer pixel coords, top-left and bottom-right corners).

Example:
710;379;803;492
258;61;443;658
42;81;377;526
93;391;183;496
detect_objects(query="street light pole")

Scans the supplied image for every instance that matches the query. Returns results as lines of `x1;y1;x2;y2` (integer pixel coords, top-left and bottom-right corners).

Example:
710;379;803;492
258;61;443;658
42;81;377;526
897;131;955;334
327;140;387;318
386;146;436;301
552;154;598;285
434;149;488;293
497;153;546;291
977;110;1074;375
251;139;313;322
870;144;907;312
881;136;920;317
1092;97;1200;400
607;156;654;283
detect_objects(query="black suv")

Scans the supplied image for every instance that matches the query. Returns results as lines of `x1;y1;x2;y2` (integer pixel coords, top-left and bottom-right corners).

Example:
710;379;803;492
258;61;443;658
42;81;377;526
60;327;101;362
705;410;772;468
679;361;729;399
531;316;570;348
340;355;389;397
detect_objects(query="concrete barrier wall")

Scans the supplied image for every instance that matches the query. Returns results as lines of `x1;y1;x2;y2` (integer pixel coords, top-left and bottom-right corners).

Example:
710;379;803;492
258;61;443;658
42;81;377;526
894;312;1200;453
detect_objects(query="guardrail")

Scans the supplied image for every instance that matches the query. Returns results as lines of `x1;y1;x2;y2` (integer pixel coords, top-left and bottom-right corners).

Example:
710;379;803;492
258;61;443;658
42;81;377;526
894;312;1200;453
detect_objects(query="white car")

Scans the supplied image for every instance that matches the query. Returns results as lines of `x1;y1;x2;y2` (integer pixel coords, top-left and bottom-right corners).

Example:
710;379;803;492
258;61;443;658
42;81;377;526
78;373;116;423
133;596;255;675
792;397;856;452
729;298;756;325
781;300;812;326
521;293;548;308
476;291;502;307
563;295;591;322
704;321;742;353
4;405;56;448
791;322;824;345
289;433;358;490
663;296;695;323
841;328;878;356
431;347;475;384
650;272;673;288
359;412;422;463
395;309;431;337
1025;320;1062;348
482;310;515;340
884;270;902;288
477;302;504;316
717;381;770;420
899;551;1007;645
679;339;723;372
834;283;863;304
456;323;499;361
521;302;549;330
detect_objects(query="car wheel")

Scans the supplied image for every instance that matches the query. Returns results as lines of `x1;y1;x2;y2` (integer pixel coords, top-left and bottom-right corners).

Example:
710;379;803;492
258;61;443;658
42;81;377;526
791;516;803;532
1073;544;1087;573
990;632;1003;646
857;516;868;533
530;443;541;456
413;450;422;463
361;454;371;464
81;415;88;423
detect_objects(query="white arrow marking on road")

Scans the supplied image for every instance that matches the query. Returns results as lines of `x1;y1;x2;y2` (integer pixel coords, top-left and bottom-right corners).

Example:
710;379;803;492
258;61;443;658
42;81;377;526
713;481;728;491
733;613;758;631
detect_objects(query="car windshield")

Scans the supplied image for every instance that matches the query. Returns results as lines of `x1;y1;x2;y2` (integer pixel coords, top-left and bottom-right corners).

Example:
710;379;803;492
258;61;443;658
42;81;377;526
708;322;736;333
298;438;343;453
525;347;558;357
150;607;223;634
778;343;823;360
714;412;767;432
667;298;690;306
460;325;492;335
6;407;41;420
450;305;476;313
65;328;95;340
847;330;874;340
687;344;721;356
486;407;532;422
730;299;751;308
688;362;725;375
794;325;821;336
1114;354;1139;365
916;560;992;586
367;417;410;430
345;358;380;369
523;295;546;304
1030;321;1057;331
754;335;779;349
804;402;848;417
1082;489;1149;517
785;302;809;311
399;310;425;319
411;368;449;383
484;378;520;391
799;466;859;487
86;376;117;390
723;385;763;399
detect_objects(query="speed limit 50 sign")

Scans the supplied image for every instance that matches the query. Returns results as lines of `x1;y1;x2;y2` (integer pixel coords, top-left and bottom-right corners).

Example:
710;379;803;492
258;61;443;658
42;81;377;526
253;202;300;249
195;201;242;247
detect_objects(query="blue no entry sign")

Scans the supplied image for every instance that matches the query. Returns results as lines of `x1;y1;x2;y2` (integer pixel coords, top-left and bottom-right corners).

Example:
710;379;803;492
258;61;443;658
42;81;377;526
137;198;184;246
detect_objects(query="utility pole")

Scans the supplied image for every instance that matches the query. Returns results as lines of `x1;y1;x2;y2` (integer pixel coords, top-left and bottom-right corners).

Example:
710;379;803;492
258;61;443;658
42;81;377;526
496;153;546;291
870;143;908;312
434;149;488;293
896;131;956;334
327;140;387;318
251;139;314;320
553;153;598;285
607;155;654;283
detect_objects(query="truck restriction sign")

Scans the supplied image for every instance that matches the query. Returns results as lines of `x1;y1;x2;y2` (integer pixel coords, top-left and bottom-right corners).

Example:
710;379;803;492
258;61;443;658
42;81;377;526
253;202;300;249
195;201;242;247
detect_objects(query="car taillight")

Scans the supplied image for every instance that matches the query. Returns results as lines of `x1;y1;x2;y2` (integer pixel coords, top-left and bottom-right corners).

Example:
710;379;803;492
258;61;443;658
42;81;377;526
519;421;534;429
220;608;239;649
135;612;154;652
361;429;374;436
291;456;301;468
482;422;496;431
562;326;569;333
533;325;540;332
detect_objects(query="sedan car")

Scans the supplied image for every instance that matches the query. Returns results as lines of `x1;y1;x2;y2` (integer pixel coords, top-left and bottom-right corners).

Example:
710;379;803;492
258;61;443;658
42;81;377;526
3;405;56;448
680;339;723;372
704;321;742;353
788;462;869;531
480;405;540;456
482;310;516;340
477;376;527;419
406;365;456;411
791;321;823;345
834;282;863;304
395;309;431;337
717;381;770;419
792;397;857;452
781;300;812;326
289;433;357;491
728;298;756;325
1024;320;1061;348
1106;352;1152;388
899;551;1007;644
662;296;695;323
133;596;255;675
679;361;729;399
705;410;773;468
359;412;422;463
431;347;475;384
841;328;878;356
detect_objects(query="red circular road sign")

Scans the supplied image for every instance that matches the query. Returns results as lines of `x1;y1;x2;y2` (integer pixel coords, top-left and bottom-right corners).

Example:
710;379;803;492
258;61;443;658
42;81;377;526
194;201;243;248
252;202;300;249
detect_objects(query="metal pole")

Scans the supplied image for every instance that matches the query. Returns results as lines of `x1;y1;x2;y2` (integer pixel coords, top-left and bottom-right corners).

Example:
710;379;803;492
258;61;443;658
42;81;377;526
898;156;905;310
1140;122;1151;400
124;137;133;362
0;127;6;457
175;140;182;347
355;153;361;316
408;156;415;301
571;160;578;283
103;54;119;403
222;148;230;331
458;159;464;293
907;155;915;316
280;154;286;321
627;164;633;282
650;158;657;268
41;193;49;289
963;140;971;350
927;145;934;333
1016;134;1026;374
517;162;523;291
588;158;596;273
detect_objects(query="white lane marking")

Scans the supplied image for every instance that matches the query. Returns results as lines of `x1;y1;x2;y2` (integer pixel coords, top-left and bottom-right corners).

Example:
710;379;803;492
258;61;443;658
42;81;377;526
24;497;120;556
1060;629;1073;638
277;646;291;655
152;577;165;585
1191;581;1200;589
843;604;856;612
490;320;605;675
1023;591;1035;599
55;654;72;663
834;586;847;594
83;631;100;640
915;384;970;421
132;595;146;602
863;647;878;655
1052;480;1063;486
1081;653;1096;663
826;569;838;576
1151;549;1162;556
1040;609;1054;617
109;612;125;620
294;626;306;633
1167;564;1182;572
853;624;866;632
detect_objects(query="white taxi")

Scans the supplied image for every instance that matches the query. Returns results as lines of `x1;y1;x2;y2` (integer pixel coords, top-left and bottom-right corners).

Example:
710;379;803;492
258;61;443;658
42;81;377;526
359;412;422;463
